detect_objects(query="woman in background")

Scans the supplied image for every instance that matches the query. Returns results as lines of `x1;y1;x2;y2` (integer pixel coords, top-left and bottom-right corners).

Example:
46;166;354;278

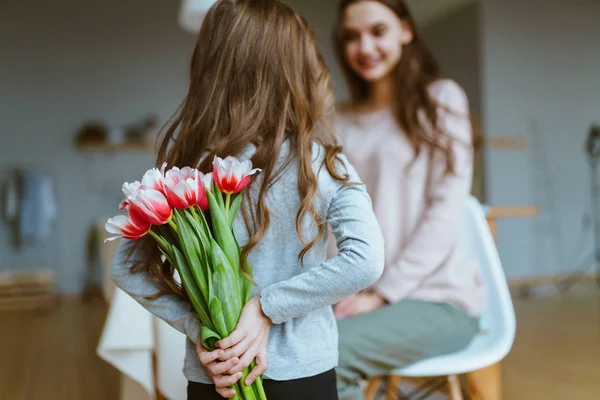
331;1;486;398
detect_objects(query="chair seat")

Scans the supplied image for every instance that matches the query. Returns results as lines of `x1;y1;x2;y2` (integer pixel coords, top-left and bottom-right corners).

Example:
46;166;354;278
394;326;512;377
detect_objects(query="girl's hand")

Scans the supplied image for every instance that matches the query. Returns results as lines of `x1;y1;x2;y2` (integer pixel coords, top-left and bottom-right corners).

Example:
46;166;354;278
334;291;387;319
196;342;242;398
217;296;272;385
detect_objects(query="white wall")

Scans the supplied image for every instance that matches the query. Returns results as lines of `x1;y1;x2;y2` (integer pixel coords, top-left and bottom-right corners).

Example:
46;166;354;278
423;2;482;118
284;0;349;101
422;3;484;200
0;0;196;292
482;0;600;278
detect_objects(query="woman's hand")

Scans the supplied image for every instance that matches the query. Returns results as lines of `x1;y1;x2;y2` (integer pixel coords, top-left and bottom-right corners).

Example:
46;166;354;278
196;342;242;398
217;296;272;386
334;291;387;319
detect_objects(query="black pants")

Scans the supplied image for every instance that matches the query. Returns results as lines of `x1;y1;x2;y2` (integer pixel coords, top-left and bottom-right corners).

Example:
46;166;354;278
187;369;339;400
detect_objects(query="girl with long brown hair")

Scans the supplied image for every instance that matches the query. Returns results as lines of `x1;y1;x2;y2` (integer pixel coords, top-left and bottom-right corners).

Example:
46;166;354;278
330;1;485;398
110;1;384;399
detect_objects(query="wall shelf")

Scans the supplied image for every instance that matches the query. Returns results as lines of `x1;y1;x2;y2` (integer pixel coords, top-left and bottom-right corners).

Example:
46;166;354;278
483;136;528;149
76;138;155;153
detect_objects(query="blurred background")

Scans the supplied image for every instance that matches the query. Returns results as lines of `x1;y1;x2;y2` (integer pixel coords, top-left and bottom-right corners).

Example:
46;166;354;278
0;0;599;399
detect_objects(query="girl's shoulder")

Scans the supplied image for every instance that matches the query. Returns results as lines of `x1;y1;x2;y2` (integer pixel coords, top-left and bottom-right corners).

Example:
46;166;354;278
310;141;361;197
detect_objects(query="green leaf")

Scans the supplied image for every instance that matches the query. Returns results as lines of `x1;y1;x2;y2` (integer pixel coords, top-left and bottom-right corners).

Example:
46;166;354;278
158;247;175;267
206;189;240;269
207;263;215;311
213;180;225;209
172;246;215;332
235;239;254;303
200;325;221;351
209;297;230;338
242;270;253;303
211;240;242;333
229;194;243;227
184;209;211;271
175;210;209;306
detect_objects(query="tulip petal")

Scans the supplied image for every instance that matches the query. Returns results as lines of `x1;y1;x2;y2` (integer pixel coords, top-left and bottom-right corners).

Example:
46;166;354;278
122;181;142;198
201;172;213;190
142;166;165;192
212;156;261;195
104;214;150;242
127;189;172;225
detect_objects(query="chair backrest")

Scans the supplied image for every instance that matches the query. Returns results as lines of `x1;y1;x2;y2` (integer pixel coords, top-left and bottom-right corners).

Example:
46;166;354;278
464;196;516;357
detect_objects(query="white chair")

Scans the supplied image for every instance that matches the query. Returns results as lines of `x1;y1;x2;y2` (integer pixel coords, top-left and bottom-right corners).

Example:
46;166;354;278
366;196;517;400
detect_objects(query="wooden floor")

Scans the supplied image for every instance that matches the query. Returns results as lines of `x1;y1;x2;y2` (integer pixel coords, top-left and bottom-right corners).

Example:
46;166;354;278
0;290;598;400
503;288;600;400
0;298;119;400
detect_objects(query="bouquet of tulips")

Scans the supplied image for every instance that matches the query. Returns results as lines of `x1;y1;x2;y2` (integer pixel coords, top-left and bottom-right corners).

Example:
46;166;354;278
105;156;266;400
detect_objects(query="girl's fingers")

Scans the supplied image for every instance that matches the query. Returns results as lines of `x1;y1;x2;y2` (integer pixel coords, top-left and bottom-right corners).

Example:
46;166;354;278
214;372;243;388
206;357;240;376
220;337;252;361
217;329;246;350
245;352;268;386
228;344;259;375
216;387;237;398
198;347;225;366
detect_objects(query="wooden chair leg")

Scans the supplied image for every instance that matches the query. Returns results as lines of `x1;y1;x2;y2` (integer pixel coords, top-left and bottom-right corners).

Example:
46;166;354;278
386;376;402;400
152;351;168;400
447;375;464;400
466;362;502;400
365;377;383;400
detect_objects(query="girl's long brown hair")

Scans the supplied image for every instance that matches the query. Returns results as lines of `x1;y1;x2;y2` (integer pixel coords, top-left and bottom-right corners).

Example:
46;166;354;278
129;0;348;298
334;0;478;174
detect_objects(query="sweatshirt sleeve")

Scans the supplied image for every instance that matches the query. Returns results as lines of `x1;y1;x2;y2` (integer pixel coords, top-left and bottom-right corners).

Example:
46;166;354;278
110;239;201;343
373;80;474;303
259;156;385;324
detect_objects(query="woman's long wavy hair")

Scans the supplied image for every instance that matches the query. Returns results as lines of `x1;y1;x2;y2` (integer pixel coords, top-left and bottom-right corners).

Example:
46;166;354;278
128;0;348;298
333;0;478;174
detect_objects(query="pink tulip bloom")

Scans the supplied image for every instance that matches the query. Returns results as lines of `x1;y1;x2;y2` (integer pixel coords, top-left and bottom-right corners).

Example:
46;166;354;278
127;188;173;225
104;207;151;242
141;162;167;192
163;167;209;210
201;172;213;191
212;156;260;195
119;181;142;210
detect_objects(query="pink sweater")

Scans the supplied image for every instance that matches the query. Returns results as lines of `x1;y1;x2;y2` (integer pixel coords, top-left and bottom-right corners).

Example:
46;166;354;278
333;79;486;317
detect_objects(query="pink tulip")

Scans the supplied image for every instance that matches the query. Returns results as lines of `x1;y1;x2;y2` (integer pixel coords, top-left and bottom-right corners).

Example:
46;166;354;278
105;207;151;242
141;163;167;192
127;188;173;225
119;181;142;210
163;167;209;210
212;156;260;195
201;172;213;191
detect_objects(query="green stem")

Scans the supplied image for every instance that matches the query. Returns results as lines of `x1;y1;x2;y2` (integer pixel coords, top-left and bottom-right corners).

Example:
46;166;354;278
248;360;267;400
225;193;231;215
167;216;178;234
255;376;267;400
189;206;201;224
235;367;257;399
231;382;244;400
148;230;169;252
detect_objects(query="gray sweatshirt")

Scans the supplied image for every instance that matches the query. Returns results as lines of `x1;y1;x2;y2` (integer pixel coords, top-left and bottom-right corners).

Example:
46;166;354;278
110;141;385;383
